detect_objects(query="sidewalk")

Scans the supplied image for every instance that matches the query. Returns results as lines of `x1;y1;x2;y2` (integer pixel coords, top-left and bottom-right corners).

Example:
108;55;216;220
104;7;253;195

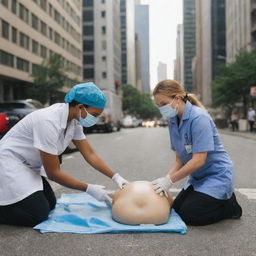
219;128;256;141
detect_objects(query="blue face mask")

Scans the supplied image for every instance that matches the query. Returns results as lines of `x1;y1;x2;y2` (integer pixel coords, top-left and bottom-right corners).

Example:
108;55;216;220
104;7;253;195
79;109;99;127
159;98;178;118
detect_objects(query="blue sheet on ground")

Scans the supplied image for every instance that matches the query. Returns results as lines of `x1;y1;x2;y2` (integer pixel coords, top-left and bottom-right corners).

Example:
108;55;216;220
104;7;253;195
34;193;187;234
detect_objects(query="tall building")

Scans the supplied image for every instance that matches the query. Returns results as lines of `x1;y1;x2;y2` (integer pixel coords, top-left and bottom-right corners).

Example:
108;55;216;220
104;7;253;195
135;4;150;93
183;0;196;92
225;0;251;63
120;0;136;87
194;0;226;106
157;62;167;82
174;24;184;85
0;0;83;102
135;33;143;92
83;0;121;92
252;0;256;49
82;0;122;115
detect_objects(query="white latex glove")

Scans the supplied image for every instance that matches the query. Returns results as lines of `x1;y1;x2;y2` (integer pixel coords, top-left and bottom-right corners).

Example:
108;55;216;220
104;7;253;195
112;173;129;189
151;176;173;197
86;184;112;206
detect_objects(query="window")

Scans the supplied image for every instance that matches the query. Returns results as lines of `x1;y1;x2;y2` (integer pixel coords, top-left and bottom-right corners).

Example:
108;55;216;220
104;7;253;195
102;40;106;50
48;27;53;40
101;26;106;34
83;55;94;64
48;3;53;17
17;57;29;72
83;10;93;21
1;0;8;8
102;56;106;62
41;21;47;36
12;27;17;43
32;14;39;30
19;32;30;50
0;50;14;67
2;20;9;40
83;68;94;79
102;71;107;78
54;32;60;44
19;4;29;24
83;40;94;51
83;25;93;35
101;0;105;3
11;0;17;14
101;11;105;18
54;10;60;24
32;64;39;74
40;45;47;58
32;40;39;54
83;0;93;7
40;0;47;11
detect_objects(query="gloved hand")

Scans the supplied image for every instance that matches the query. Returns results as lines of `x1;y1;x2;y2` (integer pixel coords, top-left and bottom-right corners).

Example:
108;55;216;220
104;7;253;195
151;176;173;197
112;173;129;189
86;184;112;206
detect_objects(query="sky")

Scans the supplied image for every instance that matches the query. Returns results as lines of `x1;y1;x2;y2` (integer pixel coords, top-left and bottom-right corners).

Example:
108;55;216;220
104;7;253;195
140;0;183;90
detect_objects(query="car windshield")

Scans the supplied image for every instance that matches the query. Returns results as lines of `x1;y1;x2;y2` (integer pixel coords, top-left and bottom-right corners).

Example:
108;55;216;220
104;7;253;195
0;103;28;109
27;101;43;109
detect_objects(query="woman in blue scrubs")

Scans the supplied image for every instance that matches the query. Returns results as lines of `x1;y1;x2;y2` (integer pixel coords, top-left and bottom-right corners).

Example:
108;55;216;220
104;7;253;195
152;80;242;226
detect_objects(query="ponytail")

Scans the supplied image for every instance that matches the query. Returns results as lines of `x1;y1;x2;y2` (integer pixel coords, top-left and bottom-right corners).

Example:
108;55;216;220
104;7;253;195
153;80;206;110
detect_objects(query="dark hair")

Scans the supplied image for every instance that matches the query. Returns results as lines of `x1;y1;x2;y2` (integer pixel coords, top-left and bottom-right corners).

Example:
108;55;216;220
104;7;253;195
68;100;88;108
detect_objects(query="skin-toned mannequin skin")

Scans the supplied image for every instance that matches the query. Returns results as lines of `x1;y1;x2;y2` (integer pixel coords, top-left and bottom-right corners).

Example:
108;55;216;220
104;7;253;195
111;181;173;225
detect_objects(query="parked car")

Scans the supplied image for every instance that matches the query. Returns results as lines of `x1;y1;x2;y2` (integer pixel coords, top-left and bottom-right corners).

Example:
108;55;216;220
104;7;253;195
0;99;43;139
123;115;136;128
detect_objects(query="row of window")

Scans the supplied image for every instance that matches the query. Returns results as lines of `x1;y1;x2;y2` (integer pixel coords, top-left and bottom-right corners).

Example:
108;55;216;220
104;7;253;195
1;19;82;60
82;10;106;22
0;47;81;76
83;68;107;80
31;0;81;27
0;50;30;72
83;55;107;65
1;0;81;44
83;0;105;7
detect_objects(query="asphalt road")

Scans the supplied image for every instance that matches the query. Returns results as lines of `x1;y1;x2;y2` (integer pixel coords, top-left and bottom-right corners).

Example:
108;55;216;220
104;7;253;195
0;127;256;256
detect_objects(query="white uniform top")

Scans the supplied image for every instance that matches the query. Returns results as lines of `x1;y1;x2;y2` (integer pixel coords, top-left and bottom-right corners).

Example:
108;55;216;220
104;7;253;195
0;103;85;205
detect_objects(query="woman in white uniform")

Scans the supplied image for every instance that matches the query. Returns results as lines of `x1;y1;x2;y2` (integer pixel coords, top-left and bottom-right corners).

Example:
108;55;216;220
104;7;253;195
0;82;128;227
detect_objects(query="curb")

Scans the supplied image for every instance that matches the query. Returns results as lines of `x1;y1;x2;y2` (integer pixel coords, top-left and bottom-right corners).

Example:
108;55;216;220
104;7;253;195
218;129;256;141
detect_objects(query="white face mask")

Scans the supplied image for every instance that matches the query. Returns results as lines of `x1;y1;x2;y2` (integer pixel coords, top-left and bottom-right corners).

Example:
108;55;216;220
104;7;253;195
79;108;99;127
159;98;178;118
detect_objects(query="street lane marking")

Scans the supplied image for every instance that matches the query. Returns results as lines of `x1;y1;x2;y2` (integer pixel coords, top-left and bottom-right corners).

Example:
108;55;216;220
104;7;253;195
236;188;256;200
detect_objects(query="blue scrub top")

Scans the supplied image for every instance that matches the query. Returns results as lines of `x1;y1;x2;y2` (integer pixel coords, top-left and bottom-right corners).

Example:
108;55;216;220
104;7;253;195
168;101;234;200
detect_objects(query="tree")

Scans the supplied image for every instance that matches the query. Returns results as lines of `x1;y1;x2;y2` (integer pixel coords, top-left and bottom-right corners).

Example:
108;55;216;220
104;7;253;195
212;50;256;117
30;54;66;104
122;85;161;119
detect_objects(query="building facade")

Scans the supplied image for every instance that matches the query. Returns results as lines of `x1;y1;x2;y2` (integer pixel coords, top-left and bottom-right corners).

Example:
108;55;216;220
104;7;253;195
225;0;251;63
0;0;83;102
120;0;136;87
194;0;226;106
82;0;121;94
135;4;150;93
174;24;184;85
157;62;167;82
183;0;196;93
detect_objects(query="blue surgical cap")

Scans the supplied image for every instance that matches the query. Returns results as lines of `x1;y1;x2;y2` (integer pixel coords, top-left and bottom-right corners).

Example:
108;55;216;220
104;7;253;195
64;82;106;109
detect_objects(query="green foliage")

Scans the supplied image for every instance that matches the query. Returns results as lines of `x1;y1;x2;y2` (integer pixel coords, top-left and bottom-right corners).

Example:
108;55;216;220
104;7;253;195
122;85;161;119
212;50;256;116
30;54;66;104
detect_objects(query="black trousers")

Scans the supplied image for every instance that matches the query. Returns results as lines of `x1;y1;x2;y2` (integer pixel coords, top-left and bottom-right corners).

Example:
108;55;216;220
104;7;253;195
173;185;242;226
0;177;56;227
249;121;255;132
